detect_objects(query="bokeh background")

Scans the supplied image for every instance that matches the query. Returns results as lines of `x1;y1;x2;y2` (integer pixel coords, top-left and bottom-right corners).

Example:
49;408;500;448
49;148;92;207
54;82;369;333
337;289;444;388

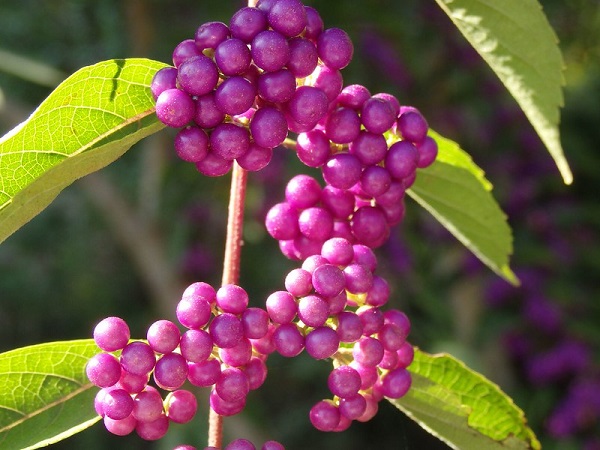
0;1;598;449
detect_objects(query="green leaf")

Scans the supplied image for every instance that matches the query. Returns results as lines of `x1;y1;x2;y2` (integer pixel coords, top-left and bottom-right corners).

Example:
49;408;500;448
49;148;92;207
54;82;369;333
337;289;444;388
0;340;102;449
392;349;541;450
0;58;168;245
408;131;517;284
434;0;570;184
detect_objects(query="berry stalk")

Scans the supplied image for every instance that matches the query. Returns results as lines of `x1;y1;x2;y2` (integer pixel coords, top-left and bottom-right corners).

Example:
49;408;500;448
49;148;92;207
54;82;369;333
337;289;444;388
209;161;248;448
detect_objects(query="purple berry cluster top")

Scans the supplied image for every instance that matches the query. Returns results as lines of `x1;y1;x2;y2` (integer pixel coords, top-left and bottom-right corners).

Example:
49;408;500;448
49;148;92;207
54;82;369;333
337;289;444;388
88;0;439;448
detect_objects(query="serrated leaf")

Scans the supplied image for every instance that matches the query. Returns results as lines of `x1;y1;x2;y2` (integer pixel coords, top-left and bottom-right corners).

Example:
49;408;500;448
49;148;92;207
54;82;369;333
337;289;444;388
392;349;540;450
408;131;517;284
434;0;570;184
0;340;102;449
0;58;168;245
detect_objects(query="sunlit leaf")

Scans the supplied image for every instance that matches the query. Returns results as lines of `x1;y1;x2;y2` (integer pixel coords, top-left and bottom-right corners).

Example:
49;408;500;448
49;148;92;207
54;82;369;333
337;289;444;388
0;340;101;449
408;131;517;284
392;349;541;450
0;58;168;244
434;0;570;183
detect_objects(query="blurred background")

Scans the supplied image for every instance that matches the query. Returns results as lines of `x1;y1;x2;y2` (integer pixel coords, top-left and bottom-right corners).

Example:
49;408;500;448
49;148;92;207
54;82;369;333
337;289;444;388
0;1;598;449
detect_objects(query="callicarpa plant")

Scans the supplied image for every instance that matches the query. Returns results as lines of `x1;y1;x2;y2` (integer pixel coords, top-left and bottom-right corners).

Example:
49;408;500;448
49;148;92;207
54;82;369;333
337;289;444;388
0;0;570;449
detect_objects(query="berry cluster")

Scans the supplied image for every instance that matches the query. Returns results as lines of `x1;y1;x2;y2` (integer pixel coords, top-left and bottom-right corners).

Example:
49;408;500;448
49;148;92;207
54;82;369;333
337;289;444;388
264;234;414;431
87;282;271;442
152;0;354;176
89;0;439;447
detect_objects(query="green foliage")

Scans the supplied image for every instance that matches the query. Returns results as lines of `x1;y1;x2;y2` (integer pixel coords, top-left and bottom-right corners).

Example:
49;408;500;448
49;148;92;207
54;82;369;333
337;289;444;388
434;0;570;184
409;131;517;284
0;340;101;449
0;58;168;245
395;349;541;450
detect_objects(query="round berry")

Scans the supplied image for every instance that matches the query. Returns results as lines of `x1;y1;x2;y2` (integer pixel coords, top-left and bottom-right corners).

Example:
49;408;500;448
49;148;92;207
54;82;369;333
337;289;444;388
155;89;195;128
317;28;353;70
93;317;130;352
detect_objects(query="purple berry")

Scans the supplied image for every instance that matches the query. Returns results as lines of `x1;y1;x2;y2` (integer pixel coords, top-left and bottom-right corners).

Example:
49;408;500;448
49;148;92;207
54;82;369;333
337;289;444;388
312;264;345;298
287;37;319;78
172;39;203;68
135;414;169;441
305;326;340;359
385;140;419;180
120;341;156;376
251;30;290;72
151;67;178;100
177;282;214;329
210;122;251;161
210;313;244;349
361;97;396;134
93;317;130;352
216;284;249;315
154;352;188;390
215;38;252;76
230;7;268;43
285;174;322;209
194;92;226;129
101;388;134;420
309;400;340;431
267;0;307;37
325;107;361;144
317;28;354;70
155;89;195;128
328;365;362;399
265;202;300;240
214;76;257;116
216;367;250;402
195;21;230;51
147;319;181;354
381;368;411;398
236;142;273;172
266;290;297;324
165;389;198;424
177;56;219;96
287;86;329;127
174;126;209;163
180;329;213;363
273;323;305;357
322;153;362;190
397;109;428;143
250;106;288;148
188;358;221;387
296;129;331;168
298;207;334;241
257;69;296;104
132;386;164;422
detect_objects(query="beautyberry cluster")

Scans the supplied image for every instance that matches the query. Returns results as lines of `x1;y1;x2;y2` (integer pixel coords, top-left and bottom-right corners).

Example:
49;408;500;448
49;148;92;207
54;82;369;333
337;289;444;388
87;282;274;444
90;0;439;446
262;233;414;431
151;0;354;176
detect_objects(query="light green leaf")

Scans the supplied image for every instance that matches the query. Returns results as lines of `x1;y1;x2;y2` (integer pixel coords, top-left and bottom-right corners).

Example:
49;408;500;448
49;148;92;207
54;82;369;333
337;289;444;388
392;349;540;450
0;58;168;245
0;340;102;449
434;0;570;184
408;131;517;284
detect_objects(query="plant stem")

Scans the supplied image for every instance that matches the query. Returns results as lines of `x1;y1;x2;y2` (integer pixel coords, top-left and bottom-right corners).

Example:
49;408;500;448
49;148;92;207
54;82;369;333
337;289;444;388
208;161;248;448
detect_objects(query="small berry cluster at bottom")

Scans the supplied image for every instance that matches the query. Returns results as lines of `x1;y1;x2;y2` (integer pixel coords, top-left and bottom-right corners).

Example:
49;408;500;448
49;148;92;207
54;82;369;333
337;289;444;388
87;262;414;446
